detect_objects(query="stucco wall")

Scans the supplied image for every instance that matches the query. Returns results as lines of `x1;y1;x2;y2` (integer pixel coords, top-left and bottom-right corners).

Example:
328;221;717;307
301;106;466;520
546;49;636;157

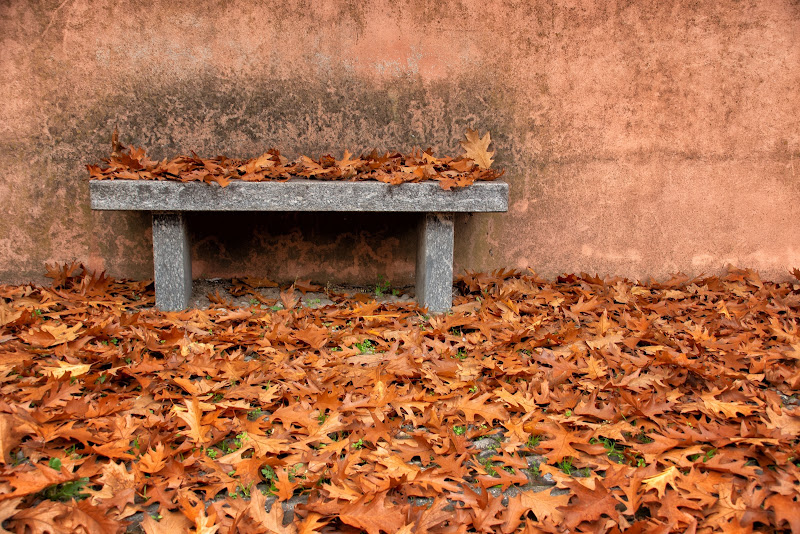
1;0;798;285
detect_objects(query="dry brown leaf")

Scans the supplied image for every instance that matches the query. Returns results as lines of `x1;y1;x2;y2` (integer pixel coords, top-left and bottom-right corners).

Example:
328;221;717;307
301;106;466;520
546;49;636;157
142;510;193;534
460;129;495;169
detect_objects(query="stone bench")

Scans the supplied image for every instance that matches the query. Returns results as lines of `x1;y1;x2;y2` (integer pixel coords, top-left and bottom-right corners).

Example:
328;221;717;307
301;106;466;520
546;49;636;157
89;180;508;313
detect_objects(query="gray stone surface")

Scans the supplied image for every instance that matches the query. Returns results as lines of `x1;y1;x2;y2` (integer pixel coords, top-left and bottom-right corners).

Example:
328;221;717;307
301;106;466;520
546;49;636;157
416;213;454;313
90;179;509;212
152;212;192;311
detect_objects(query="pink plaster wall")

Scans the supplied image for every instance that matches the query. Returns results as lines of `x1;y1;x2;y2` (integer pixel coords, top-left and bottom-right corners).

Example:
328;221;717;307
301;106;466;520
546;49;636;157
1;0;798;285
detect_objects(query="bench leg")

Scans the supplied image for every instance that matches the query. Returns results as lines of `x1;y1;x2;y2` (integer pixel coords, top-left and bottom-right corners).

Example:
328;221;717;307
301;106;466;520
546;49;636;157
416;213;454;313
152;212;192;311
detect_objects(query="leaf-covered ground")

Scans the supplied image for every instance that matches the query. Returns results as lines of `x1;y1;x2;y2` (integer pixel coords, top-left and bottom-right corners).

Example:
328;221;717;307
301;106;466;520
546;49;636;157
0;265;798;533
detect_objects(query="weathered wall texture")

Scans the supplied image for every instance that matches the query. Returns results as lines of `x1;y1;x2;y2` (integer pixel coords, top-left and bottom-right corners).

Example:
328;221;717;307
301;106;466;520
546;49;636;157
1;0;799;285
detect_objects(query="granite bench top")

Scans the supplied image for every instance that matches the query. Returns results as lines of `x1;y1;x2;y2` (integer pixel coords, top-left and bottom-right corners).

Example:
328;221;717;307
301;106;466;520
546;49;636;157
89;179;509;213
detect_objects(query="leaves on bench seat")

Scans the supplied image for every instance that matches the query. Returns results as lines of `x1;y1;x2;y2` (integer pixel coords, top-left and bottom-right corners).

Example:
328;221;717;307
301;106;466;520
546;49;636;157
87;129;505;190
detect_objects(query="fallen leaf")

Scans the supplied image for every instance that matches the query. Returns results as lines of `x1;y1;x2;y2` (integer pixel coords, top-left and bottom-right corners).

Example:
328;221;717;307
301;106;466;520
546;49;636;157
460;129;494;169
642;466;679;498
39;360;92;379
338;492;408;534
172;397;211;446
142;510;193;534
503;489;569;532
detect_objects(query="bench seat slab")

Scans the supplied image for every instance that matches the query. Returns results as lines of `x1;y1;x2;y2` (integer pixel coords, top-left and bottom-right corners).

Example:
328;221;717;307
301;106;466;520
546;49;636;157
90;180;508;213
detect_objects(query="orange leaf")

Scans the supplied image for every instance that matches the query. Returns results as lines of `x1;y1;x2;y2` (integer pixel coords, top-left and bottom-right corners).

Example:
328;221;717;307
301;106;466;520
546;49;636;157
503;489;569;532
0;464;75;500
274;467;296;501
537;422;582;464
280;287;299;310
456;392;509;424
297;512;328;534
294;279;321;294
641;466;679;498
142;510;193;534
247;490;296;532
0;415;23;465
338;492;408;534
459;129;494;169
173;397;211;446
559;477;620;530
137;443;168;474
293;325;329;350
19;322;84;347
88;460;136;512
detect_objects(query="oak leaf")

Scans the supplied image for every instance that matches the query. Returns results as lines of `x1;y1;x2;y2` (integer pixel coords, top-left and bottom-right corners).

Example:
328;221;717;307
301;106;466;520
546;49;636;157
570;296;601;314
0;498;22;534
406;468;462;494
193;513;219;534
762;405;800;437
0;303;22;327
448;158;474;173
641;466;679;498
141;510;193;534
321;481;362;502
297;513;327;534
246;489;297;533
573;391;617;420
280;287;299;310
537;422;582;463
12;499;122;534
20;322;84;347
60;499;125;533
8;501;72;534
0;415;23;465
559;477;620;530
704;483;748;529
586;332;625;350
274;467;296;501
437;174;474;191
460;129;494;169
293;325;329;350
294;278;321;293
584;355;608;379
476;466;528;492
137;443;168;474
654;489;704;529
698;392;757;418
456;392;509;424
172;397;211;446
0;463;76;500
39;360;92;379
765;493;800;533
87;460;136;516
248;434;294;456
371;446;420;481
338;492;409;534
495;388;539;412
503;489;569;532
411;497;451;533
470;491;506;532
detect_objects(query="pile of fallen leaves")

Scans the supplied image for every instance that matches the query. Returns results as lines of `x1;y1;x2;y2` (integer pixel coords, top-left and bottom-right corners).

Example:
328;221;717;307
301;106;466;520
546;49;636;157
0;264;799;533
86;130;504;191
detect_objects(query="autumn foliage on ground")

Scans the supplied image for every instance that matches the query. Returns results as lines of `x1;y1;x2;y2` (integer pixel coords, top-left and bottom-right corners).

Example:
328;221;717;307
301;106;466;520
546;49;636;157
0;265;799;533
86;129;504;191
